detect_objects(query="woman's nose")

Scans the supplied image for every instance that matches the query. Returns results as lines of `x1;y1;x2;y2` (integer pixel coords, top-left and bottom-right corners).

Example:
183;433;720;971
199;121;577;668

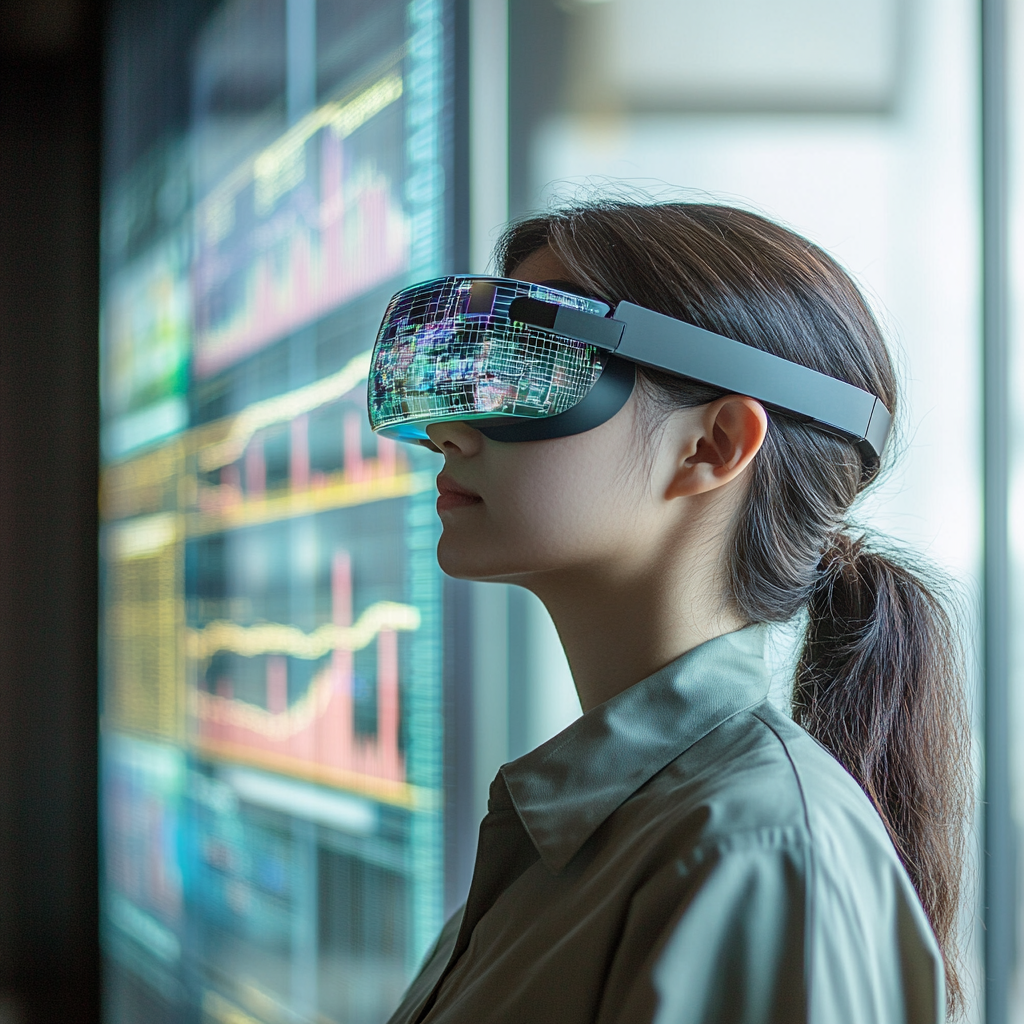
425;420;485;457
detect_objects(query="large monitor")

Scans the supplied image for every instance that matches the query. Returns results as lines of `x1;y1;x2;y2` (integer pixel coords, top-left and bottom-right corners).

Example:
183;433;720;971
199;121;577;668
99;2;462;1021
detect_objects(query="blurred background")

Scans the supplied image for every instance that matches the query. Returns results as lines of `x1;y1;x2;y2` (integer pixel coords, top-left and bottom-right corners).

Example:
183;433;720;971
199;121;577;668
0;0;1020;1020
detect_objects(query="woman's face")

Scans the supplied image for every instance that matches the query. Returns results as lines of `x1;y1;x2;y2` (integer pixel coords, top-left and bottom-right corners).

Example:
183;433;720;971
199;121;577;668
426;247;700;586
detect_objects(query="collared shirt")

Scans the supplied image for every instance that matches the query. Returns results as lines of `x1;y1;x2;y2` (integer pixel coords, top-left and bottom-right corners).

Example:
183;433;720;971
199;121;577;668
387;625;945;1024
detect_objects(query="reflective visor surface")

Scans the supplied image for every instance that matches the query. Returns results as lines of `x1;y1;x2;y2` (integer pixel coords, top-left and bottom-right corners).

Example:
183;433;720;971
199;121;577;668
368;276;612;440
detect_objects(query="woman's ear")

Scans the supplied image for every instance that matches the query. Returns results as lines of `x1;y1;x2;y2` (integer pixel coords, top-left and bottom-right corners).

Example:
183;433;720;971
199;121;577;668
664;395;768;499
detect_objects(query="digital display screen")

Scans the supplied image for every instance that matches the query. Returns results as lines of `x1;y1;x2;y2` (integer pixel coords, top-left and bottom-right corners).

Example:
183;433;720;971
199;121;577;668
100;2;454;1021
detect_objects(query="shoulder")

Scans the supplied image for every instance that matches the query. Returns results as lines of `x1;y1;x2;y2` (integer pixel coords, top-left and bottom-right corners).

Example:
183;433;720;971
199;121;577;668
620;703;944;1023
626;697;933;941
651;698;899;858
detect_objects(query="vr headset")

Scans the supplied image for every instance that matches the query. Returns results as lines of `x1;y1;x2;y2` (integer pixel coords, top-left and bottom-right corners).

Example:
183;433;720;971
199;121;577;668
367;276;891;467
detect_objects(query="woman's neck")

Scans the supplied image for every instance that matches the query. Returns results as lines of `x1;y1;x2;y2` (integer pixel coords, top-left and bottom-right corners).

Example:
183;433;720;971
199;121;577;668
523;537;745;713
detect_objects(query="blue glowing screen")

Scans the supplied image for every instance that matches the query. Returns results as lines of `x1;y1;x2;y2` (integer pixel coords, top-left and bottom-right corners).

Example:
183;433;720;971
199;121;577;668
100;2;453;1020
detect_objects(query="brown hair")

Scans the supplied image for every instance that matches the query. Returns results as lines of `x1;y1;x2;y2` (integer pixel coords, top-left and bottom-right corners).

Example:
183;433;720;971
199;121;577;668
497;201;971;1014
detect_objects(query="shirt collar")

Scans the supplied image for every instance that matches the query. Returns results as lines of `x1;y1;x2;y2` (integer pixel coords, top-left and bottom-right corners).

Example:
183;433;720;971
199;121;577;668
499;624;772;873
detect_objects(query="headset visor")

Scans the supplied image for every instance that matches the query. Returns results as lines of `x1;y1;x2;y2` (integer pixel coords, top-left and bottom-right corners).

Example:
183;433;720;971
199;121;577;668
368;277;614;441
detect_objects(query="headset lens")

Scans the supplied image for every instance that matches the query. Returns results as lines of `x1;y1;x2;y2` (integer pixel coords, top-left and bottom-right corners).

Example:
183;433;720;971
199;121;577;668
368;277;612;440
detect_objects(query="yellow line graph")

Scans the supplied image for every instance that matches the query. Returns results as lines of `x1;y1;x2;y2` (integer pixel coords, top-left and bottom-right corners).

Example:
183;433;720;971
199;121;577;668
185;469;433;537
192;737;431;809
197;350;372;472
199;62;404;231
253;75;403;214
186;600;420;660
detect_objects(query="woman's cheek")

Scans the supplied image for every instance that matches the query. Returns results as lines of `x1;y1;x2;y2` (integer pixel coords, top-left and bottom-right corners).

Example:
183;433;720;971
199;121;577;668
433;429;637;579
497;473;624;565
433;477;598;578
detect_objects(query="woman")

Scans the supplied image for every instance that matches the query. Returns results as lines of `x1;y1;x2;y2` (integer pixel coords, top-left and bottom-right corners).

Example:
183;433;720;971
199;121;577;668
379;202;970;1023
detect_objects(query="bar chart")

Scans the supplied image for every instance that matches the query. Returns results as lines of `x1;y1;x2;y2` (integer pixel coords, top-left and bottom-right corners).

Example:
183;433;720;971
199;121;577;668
193;75;411;379
191;548;420;805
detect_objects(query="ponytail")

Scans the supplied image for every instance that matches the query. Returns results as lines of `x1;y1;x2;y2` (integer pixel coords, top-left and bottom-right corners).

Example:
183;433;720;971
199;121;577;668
793;533;970;1013
498;199;973;1015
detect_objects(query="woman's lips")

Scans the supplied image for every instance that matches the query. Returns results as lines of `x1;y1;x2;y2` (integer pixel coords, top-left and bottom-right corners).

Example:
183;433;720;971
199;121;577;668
436;473;482;512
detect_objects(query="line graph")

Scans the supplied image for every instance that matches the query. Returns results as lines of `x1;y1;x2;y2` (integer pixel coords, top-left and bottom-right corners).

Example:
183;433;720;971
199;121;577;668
192;551;418;805
186;350;435;534
193;73;409;378
197;351;371;472
99;4;453;1012
186;601;419;660
187;468;433;536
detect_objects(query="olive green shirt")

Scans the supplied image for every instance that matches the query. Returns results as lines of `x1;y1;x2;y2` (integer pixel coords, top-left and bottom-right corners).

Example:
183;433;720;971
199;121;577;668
387;625;944;1024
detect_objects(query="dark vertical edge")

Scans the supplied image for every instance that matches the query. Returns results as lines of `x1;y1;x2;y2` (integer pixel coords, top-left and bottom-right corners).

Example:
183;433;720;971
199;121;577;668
982;0;1014;1019
85;10;106;1020
81;8;106;1020
449;0;471;273
0;1;105;1019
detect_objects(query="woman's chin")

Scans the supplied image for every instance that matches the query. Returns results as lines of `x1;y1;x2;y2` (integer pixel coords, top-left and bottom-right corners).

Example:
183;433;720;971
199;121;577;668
436;541;502;581
435;534;534;582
